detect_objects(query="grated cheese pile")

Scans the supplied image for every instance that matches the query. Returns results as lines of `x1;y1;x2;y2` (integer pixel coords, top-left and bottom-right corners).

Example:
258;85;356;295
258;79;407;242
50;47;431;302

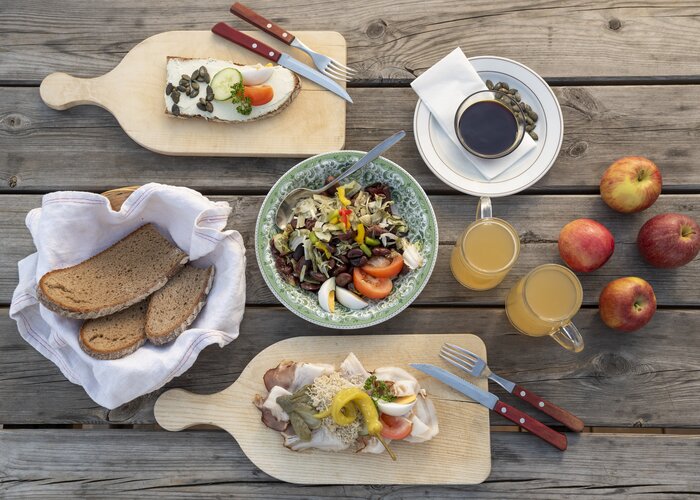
307;372;365;444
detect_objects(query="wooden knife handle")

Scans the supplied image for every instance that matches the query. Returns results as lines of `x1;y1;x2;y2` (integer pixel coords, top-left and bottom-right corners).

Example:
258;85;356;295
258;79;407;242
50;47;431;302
512;384;585;432
212;22;282;62
230;2;295;45
494;400;568;451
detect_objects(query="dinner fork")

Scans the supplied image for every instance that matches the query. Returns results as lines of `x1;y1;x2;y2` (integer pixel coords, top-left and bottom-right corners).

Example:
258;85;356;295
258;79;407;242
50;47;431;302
230;2;357;82
440;343;585;432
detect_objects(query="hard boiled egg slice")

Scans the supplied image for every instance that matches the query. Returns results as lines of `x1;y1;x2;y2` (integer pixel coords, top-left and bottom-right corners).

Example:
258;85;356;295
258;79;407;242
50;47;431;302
318;277;336;313
335;287;369;310
377;394;417;417
239;64;274;86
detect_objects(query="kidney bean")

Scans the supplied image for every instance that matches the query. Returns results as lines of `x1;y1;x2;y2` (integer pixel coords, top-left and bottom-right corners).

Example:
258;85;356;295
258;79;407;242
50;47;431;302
308;271;327;282
339;254;349;264
292;244;304;261
304;219;317;230
366;225;384;237
326;244;336;255
327;259;337;270
300;282;321;292
347;248;363;259
335;273;352;287
357;256;368;267
290;218;298;229
371;247;391;257
332;264;348;276
337;229;357;241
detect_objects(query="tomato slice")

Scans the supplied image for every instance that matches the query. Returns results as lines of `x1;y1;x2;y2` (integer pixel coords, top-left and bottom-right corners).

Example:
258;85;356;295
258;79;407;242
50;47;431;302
244;85;274;106
380;414;413;440
353;267;393;299
362;253;404;279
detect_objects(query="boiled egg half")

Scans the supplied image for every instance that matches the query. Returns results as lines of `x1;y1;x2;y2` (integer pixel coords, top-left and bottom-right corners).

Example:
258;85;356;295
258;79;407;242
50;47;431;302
377;394;417;416
318;277;336;313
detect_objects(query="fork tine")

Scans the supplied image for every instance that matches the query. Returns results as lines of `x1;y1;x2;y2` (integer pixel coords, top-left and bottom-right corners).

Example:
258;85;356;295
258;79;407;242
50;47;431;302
328;59;358;74
443;343;481;363
321;67;352;82
440;351;475;374
323;64;353;79
441;344;479;365
440;346;476;368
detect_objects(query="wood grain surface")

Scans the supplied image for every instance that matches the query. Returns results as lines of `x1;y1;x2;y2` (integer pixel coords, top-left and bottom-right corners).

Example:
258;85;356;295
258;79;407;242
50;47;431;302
154;334;490;484
1;429;698;497
2;85;700;193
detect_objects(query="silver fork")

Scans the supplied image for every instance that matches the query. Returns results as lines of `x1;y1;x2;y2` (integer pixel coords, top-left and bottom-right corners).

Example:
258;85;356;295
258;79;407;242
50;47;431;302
440;343;584;432
231;2;357;82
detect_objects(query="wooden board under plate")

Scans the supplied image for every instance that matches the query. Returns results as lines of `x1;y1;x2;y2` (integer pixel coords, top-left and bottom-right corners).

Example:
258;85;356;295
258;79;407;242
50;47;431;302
39;31;346;157
154;333;491;484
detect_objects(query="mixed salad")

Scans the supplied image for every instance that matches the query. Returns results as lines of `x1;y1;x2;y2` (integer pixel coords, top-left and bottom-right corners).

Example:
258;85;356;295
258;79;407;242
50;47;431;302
270;179;424;312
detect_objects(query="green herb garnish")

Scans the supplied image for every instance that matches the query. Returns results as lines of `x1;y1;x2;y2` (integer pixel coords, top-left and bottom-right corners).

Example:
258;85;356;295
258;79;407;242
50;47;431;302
229;81;252;115
363;375;396;403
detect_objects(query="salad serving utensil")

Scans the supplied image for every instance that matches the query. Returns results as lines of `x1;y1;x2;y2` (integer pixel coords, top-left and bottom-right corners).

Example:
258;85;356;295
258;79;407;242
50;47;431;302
274;130;406;229
212;22;353;103
412;363;568;451
230;2;356;82
440;343;584;432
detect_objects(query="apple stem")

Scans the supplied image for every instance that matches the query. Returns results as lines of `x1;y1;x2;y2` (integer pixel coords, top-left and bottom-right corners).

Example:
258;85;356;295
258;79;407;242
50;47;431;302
681;225;696;238
637;169;646;181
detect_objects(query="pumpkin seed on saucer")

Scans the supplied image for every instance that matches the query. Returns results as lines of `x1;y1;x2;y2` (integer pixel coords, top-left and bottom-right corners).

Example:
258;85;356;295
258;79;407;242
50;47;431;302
486;79;494;90
529;131;538;140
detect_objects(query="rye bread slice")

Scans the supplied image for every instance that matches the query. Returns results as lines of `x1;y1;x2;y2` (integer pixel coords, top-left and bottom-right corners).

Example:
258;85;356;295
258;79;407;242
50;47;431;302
38;224;189;319
79;301;148;360
145;264;215;345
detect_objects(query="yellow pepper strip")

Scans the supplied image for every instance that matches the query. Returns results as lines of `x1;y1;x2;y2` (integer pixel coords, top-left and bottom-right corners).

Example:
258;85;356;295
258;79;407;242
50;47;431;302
355;223;365;244
330;216;339;224
313;401;356;424
314;241;331;258
337;186;351;207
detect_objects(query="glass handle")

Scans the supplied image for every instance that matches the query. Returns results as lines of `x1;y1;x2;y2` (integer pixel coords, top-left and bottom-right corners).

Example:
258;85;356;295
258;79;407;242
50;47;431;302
476;196;492;220
550;322;584;353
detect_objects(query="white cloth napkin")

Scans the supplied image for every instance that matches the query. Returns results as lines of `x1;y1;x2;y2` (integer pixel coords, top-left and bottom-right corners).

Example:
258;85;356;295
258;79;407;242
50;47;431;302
411;47;537;180
9;183;246;409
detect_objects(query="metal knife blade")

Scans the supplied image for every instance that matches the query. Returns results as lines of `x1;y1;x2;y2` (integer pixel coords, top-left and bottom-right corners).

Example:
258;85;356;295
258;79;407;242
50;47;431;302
278;53;353;103
411;363;498;409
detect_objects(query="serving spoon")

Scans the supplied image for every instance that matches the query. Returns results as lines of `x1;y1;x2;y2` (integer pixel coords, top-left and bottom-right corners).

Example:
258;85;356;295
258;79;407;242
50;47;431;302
275;130;406;229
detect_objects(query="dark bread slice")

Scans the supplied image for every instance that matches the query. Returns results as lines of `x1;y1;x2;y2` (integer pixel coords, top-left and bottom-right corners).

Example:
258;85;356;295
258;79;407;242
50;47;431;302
79;301;148;360
145;264;215;345
38;224;189;319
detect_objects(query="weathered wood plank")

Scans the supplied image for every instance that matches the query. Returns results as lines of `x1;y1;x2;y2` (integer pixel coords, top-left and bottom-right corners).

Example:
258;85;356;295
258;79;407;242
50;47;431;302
2;86;699;193
2;1;700;84
2;194;698;306
2;306;700;427
1;429;698;497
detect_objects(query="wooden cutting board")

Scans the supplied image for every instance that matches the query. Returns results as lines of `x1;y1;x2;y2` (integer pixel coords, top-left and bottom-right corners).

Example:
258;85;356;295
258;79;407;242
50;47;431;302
154;333;492;485
39;31;346;157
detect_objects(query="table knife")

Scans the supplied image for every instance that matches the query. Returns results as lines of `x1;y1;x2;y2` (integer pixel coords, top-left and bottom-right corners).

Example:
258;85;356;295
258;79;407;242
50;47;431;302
211;22;353;103
412;363;567;451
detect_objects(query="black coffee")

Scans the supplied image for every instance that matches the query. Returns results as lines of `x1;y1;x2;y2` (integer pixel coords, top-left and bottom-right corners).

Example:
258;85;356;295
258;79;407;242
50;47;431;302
458;100;518;156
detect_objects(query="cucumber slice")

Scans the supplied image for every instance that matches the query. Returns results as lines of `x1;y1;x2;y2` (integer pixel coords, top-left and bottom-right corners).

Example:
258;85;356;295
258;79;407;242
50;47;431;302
210;68;242;101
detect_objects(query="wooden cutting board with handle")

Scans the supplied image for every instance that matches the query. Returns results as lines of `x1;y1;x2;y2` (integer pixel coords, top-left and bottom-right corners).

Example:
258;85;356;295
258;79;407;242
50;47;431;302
154;333;492;484
40;31;346;157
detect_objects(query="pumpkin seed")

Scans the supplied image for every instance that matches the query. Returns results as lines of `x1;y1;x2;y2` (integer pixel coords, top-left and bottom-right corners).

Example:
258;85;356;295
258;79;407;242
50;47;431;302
494;82;502;90
486;79;494;90
527;109;538;121
191;69;200;81
171;104;180;116
191;81;199;90
181;74;191;81
205;101;213;112
529;131;538;140
190;88;199;98
513;91;521;101
501;82;510;90
185;87;192;96
196;102;207;111
177;85;186;92
165;83;173;95
179;79;189;87
525;124;534;132
206;85;214;101
171;92;180;103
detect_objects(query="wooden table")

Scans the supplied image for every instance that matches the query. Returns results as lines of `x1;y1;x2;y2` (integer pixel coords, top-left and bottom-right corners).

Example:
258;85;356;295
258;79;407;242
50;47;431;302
1;1;699;497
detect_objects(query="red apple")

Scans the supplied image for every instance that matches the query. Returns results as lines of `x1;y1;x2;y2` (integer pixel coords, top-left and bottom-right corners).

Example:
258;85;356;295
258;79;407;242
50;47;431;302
637;213;700;268
599;277;656;332
600;156;662;213
558;219;615;272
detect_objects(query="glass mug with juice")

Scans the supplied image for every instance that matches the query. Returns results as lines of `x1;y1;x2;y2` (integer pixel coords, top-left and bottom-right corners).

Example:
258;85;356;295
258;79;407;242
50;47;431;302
506;264;584;352
450;197;520;290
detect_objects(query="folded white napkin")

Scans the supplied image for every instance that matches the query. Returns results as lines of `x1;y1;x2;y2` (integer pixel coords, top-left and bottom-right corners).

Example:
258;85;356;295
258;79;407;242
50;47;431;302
9;183;246;409
411;48;537;180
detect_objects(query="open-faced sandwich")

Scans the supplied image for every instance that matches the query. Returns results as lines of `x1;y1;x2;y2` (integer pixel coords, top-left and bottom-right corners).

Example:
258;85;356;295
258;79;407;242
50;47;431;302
254;353;438;460
165;57;300;122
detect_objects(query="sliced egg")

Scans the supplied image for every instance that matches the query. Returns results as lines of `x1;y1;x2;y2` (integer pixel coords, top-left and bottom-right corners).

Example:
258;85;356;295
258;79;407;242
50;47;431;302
377;397;417;417
239;64;274;86
335;287;369;310
318;277;336;313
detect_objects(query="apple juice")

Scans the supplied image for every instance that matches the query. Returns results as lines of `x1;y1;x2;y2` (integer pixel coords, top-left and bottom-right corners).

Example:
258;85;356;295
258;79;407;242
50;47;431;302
450;219;519;290
506;264;583;336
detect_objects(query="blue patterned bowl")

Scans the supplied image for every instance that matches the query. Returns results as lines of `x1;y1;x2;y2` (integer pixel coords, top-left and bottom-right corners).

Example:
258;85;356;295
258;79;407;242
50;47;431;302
255;151;438;329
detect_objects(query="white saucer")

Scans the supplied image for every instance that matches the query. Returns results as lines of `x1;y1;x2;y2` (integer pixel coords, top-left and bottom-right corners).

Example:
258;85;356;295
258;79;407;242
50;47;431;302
413;56;563;197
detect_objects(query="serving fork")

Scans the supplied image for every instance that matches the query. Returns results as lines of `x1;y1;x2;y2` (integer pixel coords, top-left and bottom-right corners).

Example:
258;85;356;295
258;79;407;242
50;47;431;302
230;2;357;82
440;343;585;432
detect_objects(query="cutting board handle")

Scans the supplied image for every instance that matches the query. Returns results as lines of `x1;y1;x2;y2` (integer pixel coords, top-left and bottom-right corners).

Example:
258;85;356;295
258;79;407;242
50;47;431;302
154;388;232;431
40;72;102;110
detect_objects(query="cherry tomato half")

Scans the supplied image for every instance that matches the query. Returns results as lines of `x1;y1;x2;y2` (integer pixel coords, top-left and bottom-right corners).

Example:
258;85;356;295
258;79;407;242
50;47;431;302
380;414;413;440
362;253;404;279
353;267;393;299
244;85;274;106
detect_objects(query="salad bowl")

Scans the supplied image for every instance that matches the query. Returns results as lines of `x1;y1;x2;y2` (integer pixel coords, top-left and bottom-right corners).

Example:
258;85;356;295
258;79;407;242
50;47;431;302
255;151;438;329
